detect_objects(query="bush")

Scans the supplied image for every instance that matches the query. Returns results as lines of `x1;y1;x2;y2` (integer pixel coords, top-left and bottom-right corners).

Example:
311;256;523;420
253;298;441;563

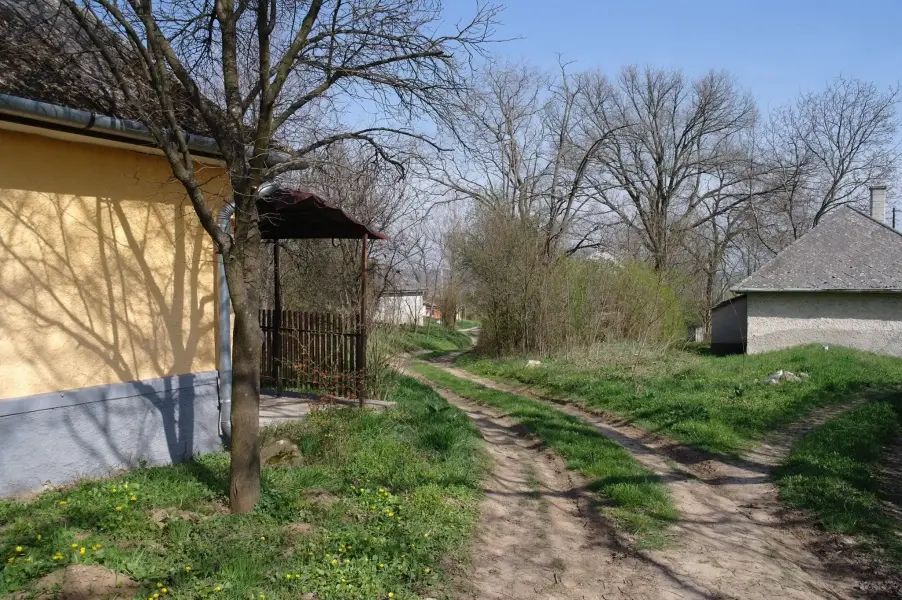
456;210;687;355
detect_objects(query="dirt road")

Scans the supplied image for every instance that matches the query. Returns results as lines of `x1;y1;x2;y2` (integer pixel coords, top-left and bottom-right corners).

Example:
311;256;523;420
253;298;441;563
417;361;880;600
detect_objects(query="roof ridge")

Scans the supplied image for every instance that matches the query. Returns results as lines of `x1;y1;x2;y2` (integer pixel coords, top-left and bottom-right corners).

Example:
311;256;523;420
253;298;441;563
733;205;902;293
846;206;902;241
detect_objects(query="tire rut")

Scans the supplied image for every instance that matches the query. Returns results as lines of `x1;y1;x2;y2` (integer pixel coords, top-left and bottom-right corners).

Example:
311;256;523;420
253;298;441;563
405;368;703;600
425;362;870;600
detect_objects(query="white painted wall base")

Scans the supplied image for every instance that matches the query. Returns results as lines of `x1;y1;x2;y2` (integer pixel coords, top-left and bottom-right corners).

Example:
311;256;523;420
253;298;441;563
746;292;902;357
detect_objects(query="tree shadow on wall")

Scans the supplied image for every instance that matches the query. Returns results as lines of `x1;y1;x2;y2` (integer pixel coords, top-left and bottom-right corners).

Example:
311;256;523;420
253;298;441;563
0;176;220;490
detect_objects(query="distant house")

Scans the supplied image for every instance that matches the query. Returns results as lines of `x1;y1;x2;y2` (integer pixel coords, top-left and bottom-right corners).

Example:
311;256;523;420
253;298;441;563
422;302;441;321
712;187;902;357
375;289;425;326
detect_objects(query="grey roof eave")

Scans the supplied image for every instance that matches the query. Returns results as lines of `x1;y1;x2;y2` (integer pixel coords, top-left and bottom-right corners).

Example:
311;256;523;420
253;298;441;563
732;287;902;294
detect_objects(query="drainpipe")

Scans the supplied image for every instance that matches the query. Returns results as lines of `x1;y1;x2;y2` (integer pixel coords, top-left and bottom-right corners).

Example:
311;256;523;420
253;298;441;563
217;204;235;445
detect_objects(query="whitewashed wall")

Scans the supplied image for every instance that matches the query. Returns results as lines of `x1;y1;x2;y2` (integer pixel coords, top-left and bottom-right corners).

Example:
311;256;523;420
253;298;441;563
746;292;902;357
375;293;424;326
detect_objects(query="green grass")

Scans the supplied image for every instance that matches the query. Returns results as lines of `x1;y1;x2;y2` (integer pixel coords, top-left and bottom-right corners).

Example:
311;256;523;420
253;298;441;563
411;361;677;545
455;320;480;330
399;325;472;354
457;344;902;455
775;396;902;563
0;376;488;600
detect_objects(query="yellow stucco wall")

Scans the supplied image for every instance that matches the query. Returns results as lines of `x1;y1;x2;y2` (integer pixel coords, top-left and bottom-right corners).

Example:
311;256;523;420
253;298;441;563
0;128;229;400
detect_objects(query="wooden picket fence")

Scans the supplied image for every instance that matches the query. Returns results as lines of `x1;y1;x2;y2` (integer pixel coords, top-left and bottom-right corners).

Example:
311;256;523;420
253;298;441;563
260;309;364;398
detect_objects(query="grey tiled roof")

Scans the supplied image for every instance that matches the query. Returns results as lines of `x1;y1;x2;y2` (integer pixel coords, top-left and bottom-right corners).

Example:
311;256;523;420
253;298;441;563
734;207;902;292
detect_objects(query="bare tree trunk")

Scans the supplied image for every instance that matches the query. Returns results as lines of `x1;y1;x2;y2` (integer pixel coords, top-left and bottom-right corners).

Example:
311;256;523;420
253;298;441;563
230;302;261;513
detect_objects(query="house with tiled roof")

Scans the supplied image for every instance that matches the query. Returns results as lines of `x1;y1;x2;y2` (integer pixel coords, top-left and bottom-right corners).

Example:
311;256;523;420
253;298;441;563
711;187;902;357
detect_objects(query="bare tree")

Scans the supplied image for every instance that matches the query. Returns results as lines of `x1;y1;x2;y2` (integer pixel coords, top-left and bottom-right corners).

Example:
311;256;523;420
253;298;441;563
757;77;899;249
28;0;498;512
581;67;759;270
431;63;619;255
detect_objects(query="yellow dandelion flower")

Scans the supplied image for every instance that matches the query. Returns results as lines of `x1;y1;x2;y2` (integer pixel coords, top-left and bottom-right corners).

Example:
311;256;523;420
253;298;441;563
15;546;23;553
71;544;78;549
294;573;300;578
153;594;159;599
215;587;222;592
79;548;86;555
123;484;129;489
6;557;14;564
259;536;266;541
156;583;163;588
378;563;385;568
340;578;346;583
388;593;394;598
424;567;432;574
115;506;122;511
25;557;31;563
161;589;168;594
184;566;192;573
59;500;67;505
307;551;313;556
330;559;338;566
259;594;265;599
111;488;117;493
130;495;137;501
36;535;41;541
423;532;430;538
285;574;292;580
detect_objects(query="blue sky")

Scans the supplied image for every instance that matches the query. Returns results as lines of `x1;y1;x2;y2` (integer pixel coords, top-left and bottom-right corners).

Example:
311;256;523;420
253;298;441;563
448;0;902;110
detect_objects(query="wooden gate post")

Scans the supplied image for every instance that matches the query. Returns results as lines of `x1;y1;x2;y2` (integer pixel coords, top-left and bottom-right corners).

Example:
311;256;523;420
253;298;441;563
356;234;368;407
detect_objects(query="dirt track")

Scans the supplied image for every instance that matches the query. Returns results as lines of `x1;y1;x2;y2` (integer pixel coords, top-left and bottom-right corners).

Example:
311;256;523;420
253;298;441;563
417;360;884;600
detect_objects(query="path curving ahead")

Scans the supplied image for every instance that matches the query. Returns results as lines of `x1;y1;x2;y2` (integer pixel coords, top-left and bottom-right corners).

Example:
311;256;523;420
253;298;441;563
419;360;874;600
407;370;705;600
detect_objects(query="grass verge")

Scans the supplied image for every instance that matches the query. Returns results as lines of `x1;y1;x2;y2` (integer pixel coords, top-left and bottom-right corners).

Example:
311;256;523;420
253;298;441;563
399;325;472;354
0;376;488;600
455;320;480;330
411;361;677;546
457;344;902;455
775;397;902;563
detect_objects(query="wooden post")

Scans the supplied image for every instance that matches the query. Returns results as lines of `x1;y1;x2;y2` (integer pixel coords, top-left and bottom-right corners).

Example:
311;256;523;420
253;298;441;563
357;234;368;407
273;239;282;397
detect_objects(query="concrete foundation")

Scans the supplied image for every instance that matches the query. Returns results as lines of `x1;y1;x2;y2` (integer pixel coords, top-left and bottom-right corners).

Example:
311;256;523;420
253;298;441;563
0;371;222;497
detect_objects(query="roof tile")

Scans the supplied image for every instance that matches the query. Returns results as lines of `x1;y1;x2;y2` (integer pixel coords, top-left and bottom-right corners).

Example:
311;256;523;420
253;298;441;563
734;207;902;292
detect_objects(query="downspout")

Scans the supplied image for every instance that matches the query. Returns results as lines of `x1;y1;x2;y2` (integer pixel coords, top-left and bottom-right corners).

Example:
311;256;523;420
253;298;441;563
217;204;236;445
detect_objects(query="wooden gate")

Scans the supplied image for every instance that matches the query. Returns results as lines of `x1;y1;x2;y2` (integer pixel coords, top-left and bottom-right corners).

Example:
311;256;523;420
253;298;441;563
260;309;364;398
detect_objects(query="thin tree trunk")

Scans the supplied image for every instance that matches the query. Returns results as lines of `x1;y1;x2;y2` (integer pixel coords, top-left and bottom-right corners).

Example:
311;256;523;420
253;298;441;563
230;303;261;513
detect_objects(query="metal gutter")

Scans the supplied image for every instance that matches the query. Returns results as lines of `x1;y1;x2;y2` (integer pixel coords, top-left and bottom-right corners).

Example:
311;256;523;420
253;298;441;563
0;93;222;157
0;93;292;164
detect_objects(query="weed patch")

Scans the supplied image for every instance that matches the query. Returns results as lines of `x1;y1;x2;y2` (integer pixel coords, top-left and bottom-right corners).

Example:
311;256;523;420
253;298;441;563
0;376;488;600
775;397;902;563
458;345;902;454
399;326;472;354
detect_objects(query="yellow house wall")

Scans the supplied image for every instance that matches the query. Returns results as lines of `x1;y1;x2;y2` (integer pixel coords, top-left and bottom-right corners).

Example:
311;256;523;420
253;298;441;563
0;128;229;400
